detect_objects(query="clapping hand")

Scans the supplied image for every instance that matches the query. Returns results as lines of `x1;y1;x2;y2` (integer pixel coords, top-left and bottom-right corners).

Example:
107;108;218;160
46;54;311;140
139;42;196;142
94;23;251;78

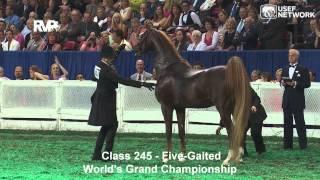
142;82;156;91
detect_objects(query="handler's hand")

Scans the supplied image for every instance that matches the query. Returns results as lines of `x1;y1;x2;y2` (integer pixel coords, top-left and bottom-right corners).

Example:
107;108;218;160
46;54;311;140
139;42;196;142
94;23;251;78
142;82;156;91
216;126;223;135
251;106;257;112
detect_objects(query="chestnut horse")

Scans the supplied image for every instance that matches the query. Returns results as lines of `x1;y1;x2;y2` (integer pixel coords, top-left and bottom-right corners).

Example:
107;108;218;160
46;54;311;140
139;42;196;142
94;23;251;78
136;27;251;164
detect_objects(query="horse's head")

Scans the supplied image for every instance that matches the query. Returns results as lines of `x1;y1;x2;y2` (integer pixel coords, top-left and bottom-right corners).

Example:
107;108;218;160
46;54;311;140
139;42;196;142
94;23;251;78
134;20;156;56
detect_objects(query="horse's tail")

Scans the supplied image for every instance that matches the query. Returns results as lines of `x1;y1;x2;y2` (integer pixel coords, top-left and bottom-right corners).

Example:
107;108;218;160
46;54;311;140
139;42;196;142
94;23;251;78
225;56;251;161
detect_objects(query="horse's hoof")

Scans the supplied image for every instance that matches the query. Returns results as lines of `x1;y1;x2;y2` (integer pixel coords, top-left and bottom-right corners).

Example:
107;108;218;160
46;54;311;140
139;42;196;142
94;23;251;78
178;157;186;162
162;157;169;163
222;160;230;166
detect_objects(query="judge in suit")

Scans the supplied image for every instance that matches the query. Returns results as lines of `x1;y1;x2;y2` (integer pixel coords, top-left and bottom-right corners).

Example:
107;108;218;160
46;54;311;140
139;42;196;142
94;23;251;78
281;49;311;149
130;59;152;82
89;44;155;161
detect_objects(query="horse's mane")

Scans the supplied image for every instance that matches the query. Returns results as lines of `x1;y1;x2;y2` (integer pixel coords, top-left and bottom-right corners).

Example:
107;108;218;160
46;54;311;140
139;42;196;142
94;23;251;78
153;30;191;67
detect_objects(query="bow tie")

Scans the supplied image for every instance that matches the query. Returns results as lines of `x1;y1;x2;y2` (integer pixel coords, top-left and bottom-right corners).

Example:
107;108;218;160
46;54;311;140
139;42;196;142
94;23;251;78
289;64;297;68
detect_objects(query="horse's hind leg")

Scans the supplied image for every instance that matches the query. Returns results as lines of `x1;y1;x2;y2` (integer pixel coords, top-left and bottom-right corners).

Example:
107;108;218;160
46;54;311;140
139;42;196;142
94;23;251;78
161;105;173;163
176;108;186;162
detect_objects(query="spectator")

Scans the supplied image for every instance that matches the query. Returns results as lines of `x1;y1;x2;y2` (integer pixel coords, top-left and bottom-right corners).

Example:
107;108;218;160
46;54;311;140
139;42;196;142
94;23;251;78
233;16;258;50
164;3;182;30
187;30;207;51
25;0;45;19
0;66;10;80
304;19;320;49
28;11;38;20
2;30;20;51
261;72;272;82
110;12;127;38
174;29;189;53
0;19;6;32
61;9;83;50
110;29;132;51
309;71;316;82
5;5;21;29
25;31;43;51
235;7;248;34
39;32;61;51
152;5;168;30
86;0;98;18
201;18;219;51
76;73;85;81
137;3;151;24
179;1;202;29
0;30;5;44
14;0;30;21
58;13;70;36
100;0;114;16
9;24;25;50
80;32;98;51
29;65;43;80
251;69;261;82
35;57;69;80
192;62;204;70
53;4;71;21
273;68;282;83
217;10;228;39
130;59;153;81
147;0;159;19
190;0;205;12
21;18;33;39
97;31;110;50
94;6;108;30
119;0;133;23
222;18;236;50
128;18;142;48
14;66;24;80
82;11;100;38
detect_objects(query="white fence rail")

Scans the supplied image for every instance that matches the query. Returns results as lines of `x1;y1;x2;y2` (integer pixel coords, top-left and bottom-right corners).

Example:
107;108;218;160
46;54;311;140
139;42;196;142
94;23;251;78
0;81;319;137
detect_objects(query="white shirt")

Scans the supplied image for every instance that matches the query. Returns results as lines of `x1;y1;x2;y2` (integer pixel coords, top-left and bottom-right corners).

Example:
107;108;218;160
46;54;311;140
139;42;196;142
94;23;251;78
289;63;297;79
187;42;207;51
179;11;202;28
201;31;219;51
2;39;20;51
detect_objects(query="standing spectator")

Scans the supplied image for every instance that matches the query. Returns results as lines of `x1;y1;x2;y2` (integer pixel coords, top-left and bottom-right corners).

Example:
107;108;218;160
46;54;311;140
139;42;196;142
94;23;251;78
187;30;207;51
304;19;320;49
281;49;310;150
25;31;43;51
233;16;258;50
14;66;24;80
10;24;25;50
110;12;127;38
119;0;133;24
128;18;141;48
81;11;100;38
110;29;132;51
152;5;168;30
179;1;202;29
174;29;189;53
130;59;153;81
0;66;10;80
5;6;21;29
222;18;236;50
2;30;20;51
38;32;62;51
201;18;219;51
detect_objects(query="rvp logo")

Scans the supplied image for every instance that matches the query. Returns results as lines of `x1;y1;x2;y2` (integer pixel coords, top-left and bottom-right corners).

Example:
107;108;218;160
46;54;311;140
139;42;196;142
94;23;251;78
33;20;60;32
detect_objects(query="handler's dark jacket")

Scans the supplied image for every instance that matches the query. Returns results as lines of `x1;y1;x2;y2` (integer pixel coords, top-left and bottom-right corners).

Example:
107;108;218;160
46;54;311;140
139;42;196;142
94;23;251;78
88;61;142;126
249;87;267;123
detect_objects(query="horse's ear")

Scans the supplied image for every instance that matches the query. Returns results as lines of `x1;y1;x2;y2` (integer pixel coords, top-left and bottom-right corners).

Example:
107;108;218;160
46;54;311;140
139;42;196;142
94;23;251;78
144;20;153;30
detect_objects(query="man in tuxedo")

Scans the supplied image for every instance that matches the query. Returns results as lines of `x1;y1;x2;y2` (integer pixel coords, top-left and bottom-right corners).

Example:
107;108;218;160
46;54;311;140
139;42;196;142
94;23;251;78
281;49;310;149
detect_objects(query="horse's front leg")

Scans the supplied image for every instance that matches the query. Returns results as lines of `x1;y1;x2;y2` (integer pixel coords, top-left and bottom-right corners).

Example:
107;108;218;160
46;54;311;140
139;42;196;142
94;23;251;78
176;108;186;162
161;104;173;163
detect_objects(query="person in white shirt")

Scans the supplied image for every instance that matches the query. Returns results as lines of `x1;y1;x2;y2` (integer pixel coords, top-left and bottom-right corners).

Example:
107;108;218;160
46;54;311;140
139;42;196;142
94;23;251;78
0;66;10;80
201;18;219;51
2;30;20;51
187;30;207;51
130;59;152;81
178;1;202;28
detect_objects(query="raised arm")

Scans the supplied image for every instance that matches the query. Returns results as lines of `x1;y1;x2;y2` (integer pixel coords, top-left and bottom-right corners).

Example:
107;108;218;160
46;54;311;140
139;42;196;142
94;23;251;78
54;56;69;79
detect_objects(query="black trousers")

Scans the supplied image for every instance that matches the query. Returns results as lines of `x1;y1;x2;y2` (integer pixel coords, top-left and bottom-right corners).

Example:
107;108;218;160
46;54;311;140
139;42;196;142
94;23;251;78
244;118;266;155
283;108;307;149
92;122;118;159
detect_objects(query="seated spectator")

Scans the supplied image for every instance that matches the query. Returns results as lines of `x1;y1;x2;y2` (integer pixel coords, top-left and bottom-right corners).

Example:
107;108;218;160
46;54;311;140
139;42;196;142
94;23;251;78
14;66;24;80
273;68;282;83
111;29;132;51
152;5;168;30
191;0;205;12
174;29;189;53
21;18;33;39
222;18;236;50
217;10;228;39
0;19;7;33
192;62;204;70
80;32;98;51
86;0;98;18
5;5;21;30
94;6;109;30
251;69;261;82
130;59;152;81
97;31;110;50
304;19;320;49
146;0;159;19
164;3;182;31
58;13;70;36
233;16;258;50
61;10;84;50
25;31;43;51
81;11;100;38
39;32;62;51
29;65;43;80
14;0;30;22
76;73;85;81
34;57;69;80
110;12;127;38
201;18;219;51
0;30;5;44
119;0;133;24
187;30;207;51
2;30;20;51
136;3;151;24
25;0;45;19
9;24;24;50
179;1;202;29
43;12;53;25
28;11;38;19
235;6;248;34
128;18;141;48
309;71;316;82
0;66;10;80
261;72;272;82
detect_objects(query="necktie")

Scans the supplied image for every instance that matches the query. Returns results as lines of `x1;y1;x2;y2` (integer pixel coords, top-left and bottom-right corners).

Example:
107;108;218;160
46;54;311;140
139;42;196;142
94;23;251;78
138;74;141;81
289;64;297;68
236;20;244;33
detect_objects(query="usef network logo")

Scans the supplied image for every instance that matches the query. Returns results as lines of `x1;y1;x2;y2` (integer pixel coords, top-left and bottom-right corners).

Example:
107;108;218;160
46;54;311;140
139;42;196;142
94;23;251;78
260;4;315;20
33;20;60;32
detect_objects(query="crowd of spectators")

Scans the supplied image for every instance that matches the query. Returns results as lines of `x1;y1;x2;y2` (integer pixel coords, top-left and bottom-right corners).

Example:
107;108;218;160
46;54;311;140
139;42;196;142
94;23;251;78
0;0;319;52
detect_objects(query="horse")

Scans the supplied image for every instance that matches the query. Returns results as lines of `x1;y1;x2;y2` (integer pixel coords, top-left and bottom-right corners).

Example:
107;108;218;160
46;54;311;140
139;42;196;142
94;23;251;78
135;26;251;164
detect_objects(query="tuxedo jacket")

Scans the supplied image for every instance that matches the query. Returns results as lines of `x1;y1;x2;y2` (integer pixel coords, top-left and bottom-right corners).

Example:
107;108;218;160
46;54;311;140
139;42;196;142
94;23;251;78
281;64;310;110
250;87;267;123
